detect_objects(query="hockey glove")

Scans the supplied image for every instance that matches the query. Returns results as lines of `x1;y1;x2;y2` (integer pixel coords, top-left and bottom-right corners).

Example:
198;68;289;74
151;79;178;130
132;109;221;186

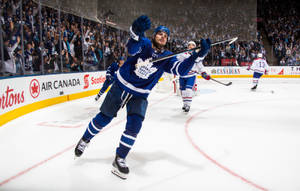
106;74;113;81
264;70;268;75
246;65;251;70
197;38;211;57
132;15;151;38
201;72;211;80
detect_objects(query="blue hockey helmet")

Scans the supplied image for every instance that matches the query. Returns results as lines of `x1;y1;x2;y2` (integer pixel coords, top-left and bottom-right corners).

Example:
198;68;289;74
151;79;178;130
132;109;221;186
154;25;170;37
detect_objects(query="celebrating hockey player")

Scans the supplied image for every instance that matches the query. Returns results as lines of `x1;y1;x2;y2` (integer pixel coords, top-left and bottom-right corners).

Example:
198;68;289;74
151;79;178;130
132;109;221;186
74;15;211;179
95;57;125;101
247;53;269;90
177;41;211;113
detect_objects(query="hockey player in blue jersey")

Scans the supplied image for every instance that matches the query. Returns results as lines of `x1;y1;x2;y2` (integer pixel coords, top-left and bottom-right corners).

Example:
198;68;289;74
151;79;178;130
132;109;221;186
74;15;211;179
95;57;125;101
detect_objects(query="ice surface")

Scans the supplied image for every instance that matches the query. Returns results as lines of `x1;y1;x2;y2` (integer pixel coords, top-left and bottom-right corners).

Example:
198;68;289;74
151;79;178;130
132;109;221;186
1;78;300;191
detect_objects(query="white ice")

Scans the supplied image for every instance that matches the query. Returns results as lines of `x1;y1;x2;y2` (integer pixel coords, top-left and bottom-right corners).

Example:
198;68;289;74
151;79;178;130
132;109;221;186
1;78;300;191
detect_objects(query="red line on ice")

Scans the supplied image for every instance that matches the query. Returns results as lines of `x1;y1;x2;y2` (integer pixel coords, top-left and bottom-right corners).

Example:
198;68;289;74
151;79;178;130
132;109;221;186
0;94;171;186
184;102;268;191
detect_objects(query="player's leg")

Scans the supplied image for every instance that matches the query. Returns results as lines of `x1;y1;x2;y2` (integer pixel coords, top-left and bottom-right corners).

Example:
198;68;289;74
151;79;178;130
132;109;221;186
181;76;196;112
251;72;263;90
179;77;188;110
75;112;112;157
75;83;123;157
111;97;148;179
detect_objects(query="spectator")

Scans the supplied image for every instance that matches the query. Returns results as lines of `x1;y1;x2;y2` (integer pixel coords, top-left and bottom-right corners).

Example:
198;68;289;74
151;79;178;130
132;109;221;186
2;36;20;75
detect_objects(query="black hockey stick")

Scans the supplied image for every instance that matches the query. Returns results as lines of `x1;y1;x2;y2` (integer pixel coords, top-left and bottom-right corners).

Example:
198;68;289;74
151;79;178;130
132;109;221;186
192;70;233;86
210;78;232;86
151;37;238;63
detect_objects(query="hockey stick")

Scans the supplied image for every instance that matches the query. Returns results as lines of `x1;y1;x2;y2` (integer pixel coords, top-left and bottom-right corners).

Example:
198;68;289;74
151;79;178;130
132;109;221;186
210;78;232;86
191;70;233;86
151;37;238;63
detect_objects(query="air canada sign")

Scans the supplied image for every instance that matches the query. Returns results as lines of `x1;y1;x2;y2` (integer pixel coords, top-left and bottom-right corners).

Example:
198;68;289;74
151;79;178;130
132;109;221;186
41;78;81;91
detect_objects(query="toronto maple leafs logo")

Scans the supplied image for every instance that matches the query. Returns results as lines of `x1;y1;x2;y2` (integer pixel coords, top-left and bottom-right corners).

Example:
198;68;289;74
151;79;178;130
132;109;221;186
134;58;157;79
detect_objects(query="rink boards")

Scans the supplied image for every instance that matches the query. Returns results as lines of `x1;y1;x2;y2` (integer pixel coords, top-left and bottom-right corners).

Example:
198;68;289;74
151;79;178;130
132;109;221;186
1;66;300;126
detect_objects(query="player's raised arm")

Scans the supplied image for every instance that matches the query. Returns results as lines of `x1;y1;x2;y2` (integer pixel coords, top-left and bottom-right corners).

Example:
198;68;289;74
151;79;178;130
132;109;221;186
164;38;211;76
127;15;151;56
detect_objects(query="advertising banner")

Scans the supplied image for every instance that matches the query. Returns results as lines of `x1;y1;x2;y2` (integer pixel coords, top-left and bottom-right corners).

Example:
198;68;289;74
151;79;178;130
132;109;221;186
0;71;106;116
1;67;299;125
207;66;300;76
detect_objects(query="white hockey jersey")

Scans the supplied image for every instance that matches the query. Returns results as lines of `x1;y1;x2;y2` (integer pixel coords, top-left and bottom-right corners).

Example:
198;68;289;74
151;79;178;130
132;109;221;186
176;52;205;78
250;58;269;74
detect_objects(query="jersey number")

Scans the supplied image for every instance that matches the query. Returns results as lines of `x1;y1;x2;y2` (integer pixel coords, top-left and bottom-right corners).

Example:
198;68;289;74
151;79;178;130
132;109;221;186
259;61;265;68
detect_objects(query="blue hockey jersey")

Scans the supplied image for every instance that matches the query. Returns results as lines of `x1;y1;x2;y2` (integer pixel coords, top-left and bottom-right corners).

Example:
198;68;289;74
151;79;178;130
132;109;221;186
106;61;119;79
116;37;201;98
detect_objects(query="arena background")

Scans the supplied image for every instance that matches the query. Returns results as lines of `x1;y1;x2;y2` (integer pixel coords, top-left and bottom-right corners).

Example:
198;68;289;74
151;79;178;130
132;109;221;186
36;0;257;41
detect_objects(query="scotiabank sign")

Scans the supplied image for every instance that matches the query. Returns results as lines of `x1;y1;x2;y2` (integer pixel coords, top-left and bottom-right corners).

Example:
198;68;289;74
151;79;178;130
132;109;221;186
83;74;106;89
91;75;106;85
83;74;90;89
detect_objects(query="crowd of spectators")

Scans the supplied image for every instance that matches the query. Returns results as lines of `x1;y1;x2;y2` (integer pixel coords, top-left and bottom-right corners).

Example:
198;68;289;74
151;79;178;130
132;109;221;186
99;0;257;42
260;0;300;66
0;0;128;76
167;31;265;67
0;0;299;77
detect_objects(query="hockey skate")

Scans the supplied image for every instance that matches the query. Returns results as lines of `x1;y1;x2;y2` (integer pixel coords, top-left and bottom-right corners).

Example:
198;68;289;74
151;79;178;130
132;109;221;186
111;155;129;179
74;138;90;158
182;104;190;113
251;84;257;91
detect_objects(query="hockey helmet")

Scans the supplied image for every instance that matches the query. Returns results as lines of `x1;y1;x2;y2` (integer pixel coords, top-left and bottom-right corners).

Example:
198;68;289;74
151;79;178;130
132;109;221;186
257;53;263;58
154;25;170;37
188;41;196;47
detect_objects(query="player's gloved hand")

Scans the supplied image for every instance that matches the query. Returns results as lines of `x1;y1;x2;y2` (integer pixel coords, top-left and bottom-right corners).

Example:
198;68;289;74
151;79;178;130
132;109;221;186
197;38;211;57
246;65;251;70
201;72;211;80
106;74;112;81
132;15;151;38
264;70;268;75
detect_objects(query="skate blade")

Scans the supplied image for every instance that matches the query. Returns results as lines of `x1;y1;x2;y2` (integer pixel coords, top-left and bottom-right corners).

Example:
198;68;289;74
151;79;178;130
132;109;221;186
111;167;127;180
